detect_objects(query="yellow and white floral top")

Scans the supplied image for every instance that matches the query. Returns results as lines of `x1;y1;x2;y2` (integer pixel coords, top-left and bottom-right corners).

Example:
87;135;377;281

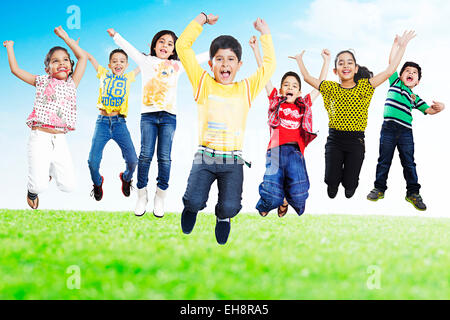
114;33;208;115
176;20;276;152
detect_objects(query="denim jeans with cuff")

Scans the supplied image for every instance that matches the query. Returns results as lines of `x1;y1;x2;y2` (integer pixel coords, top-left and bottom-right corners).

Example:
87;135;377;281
256;144;310;215
88;115;138;186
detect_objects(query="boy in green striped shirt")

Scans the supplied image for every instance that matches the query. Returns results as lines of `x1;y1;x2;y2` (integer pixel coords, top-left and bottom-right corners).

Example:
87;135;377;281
367;61;445;211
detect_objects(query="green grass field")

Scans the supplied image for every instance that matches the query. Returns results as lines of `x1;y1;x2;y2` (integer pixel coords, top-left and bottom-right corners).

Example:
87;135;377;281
0;209;448;300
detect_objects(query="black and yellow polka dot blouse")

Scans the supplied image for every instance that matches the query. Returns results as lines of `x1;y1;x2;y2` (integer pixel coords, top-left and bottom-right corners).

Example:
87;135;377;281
319;79;375;131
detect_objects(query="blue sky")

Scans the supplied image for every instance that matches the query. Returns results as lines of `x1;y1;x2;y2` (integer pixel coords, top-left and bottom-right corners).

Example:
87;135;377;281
1;0;449;217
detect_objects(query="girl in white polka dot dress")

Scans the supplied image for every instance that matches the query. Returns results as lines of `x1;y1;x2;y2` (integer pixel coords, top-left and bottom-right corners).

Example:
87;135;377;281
3;26;88;210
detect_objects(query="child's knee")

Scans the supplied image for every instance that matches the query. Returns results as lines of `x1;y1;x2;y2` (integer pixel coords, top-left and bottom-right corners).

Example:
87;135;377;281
216;201;242;219
57;179;76;193
182;196;207;213
87;158;100;170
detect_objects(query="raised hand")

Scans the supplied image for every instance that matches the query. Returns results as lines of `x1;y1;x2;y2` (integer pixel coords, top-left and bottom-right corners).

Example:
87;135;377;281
54;26;69;40
321;49;331;61
253;18;270;35
288;50;306;61
397;30;416;47
107;28;116;37
3;40;14;48
206;13;219;25
249;36;257;50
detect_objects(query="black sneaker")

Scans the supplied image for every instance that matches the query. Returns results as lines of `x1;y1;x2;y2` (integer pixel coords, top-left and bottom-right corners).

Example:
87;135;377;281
405;193;427;211
367;188;384;201
181;209;198;234
327;185;338;199
345;188;356;199
120;172;132;197
90;176;104;201
215;218;231;245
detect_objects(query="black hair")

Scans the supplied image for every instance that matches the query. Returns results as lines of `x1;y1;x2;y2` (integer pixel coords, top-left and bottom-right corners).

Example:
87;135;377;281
150;30;178;60
44;46;75;77
280;71;302;91
109;49;128;62
209;35;242;61
334;50;373;83
400;61;422;80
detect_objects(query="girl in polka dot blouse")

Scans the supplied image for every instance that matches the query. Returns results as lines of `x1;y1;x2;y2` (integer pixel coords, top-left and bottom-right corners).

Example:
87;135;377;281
3;26;88;210
292;31;416;199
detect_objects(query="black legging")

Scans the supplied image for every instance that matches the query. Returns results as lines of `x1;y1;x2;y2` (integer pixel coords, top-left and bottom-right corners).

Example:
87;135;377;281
324;129;365;192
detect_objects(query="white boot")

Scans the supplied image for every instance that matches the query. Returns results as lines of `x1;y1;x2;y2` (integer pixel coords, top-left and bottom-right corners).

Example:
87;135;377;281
134;187;148;217
153;187;167;218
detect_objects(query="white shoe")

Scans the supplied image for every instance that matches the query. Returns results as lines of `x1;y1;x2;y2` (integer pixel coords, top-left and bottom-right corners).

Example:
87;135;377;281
134;187;148;217
153;187;167;218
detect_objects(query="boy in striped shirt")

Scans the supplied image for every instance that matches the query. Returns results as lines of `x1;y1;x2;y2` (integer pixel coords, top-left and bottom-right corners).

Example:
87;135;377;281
367;61;445;210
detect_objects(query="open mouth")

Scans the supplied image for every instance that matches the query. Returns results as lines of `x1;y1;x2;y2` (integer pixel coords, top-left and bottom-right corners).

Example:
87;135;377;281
286;93;294;98
407;76;413;81
221;70;231;80
342;70;351;76
114;67;123;73
56;67;69;75
160;49;167;54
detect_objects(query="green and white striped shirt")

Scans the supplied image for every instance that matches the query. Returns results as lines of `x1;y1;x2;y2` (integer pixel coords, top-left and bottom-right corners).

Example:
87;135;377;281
383;72;429;129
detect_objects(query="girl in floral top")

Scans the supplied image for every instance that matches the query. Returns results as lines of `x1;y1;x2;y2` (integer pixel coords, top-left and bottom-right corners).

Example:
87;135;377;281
3;26;87;209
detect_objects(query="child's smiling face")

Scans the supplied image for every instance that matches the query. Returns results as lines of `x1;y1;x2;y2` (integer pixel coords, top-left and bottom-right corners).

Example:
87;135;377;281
209;48;242;85
47;49;72;80
400;66;420;88
154;34;175;60
334;52;358;82
109;52;129;76
280;76;301;103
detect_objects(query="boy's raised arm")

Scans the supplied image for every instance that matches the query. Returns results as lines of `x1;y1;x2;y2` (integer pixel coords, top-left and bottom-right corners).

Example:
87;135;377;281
246;18;276;102
86;51;100;72
310;49;331;102
3;41;37;86
369;30;416;88
54;26;88;87
176;13;218;96
249;35;273;96
290;51;321;90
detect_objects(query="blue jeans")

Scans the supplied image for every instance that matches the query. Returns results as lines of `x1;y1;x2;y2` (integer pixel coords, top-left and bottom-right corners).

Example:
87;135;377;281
182;152;244;219
256;144;310;215
137;111;176;190
88;115;138;186
374;121;420;195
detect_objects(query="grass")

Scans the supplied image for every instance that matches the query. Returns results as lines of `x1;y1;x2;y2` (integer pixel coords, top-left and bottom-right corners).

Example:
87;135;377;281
0;209;449;300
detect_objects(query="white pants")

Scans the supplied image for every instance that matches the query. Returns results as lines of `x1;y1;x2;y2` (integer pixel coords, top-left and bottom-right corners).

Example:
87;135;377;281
27;130;76;194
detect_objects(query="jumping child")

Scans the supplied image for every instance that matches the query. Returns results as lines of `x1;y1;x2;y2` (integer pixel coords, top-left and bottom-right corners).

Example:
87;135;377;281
84;45;140;201
294;31;416;199
366;58;445;210
249;36;330;217
107;27;208;218
3;26;88;209
176;13;276;244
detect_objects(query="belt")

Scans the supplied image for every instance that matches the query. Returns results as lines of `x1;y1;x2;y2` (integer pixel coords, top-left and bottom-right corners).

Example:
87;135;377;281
197;146;251;168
